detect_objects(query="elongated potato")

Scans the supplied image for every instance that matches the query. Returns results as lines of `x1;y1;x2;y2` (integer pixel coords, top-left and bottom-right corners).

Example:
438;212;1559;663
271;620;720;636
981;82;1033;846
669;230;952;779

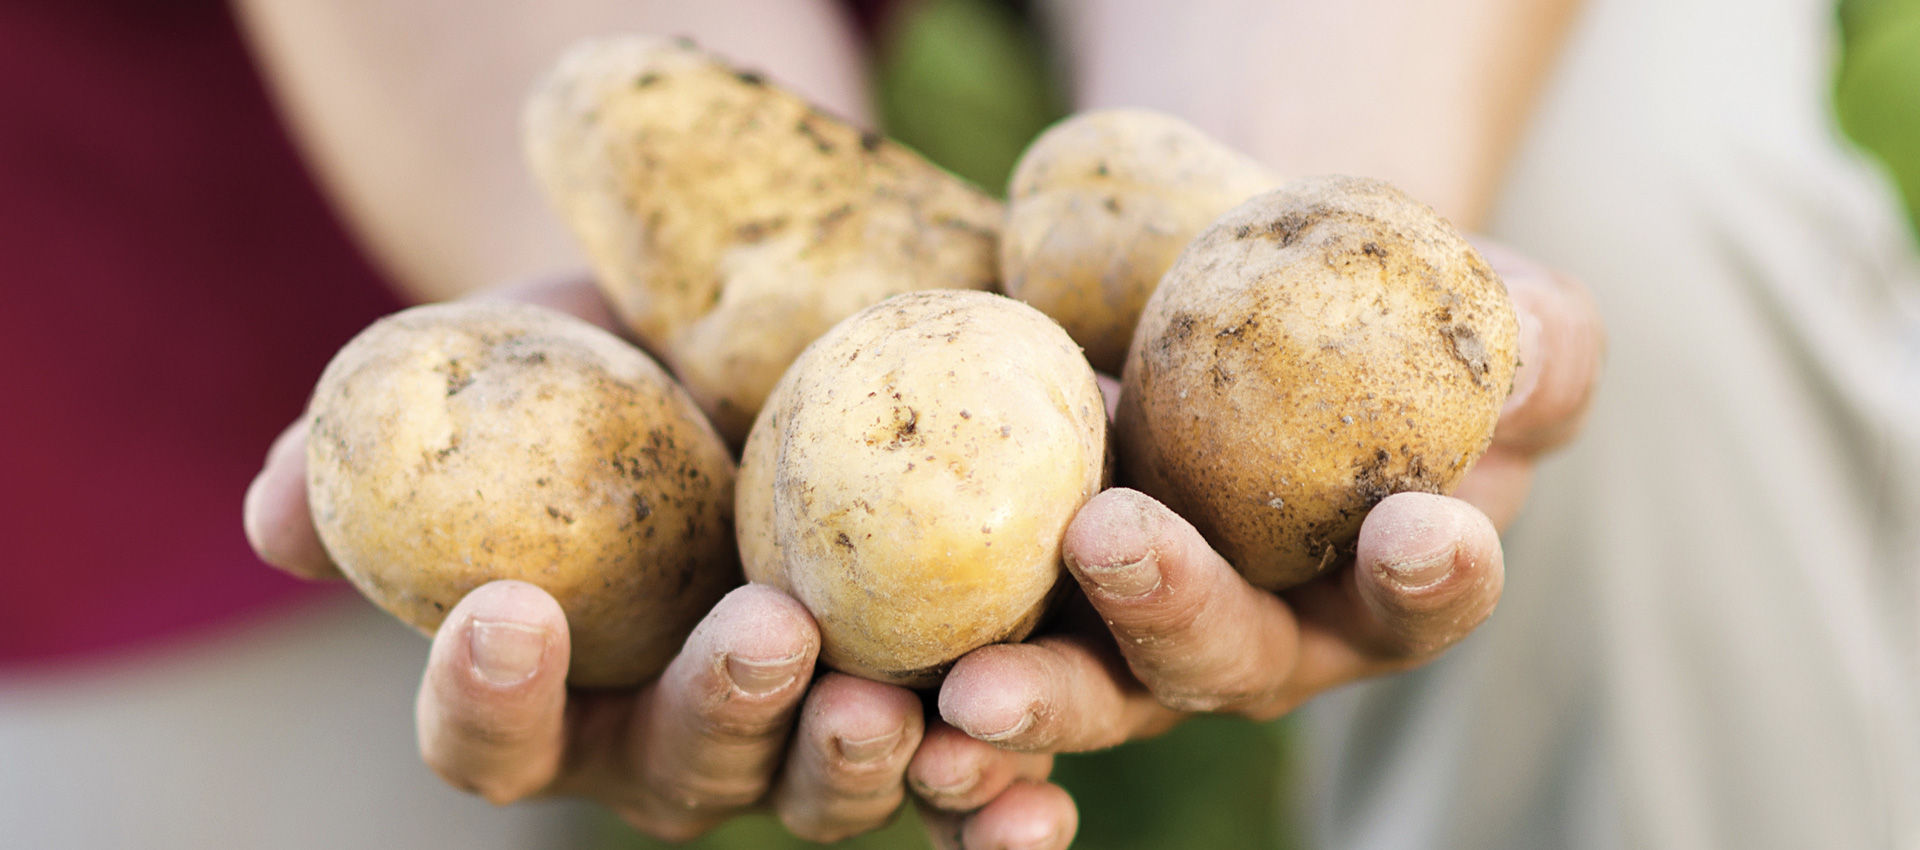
306;301;738;687
739;291;1106;686
525;35;1002;444
1118;176;1518;590
1002;109;1280;373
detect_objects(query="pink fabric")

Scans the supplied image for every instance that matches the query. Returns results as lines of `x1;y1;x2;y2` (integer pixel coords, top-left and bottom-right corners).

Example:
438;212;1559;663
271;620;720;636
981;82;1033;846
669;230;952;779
0;0;403;666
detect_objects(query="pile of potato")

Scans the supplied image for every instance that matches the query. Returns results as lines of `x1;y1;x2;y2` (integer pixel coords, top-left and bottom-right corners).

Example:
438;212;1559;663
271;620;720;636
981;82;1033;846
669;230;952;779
304;36;1516;688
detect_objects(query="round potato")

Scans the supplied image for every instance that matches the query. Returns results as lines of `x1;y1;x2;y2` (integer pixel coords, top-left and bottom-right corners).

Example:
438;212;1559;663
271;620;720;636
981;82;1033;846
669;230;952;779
1117;176;1518;590
738;290;1106;687
306;301;738;687
524;35;1002;445
1002;109;1280;373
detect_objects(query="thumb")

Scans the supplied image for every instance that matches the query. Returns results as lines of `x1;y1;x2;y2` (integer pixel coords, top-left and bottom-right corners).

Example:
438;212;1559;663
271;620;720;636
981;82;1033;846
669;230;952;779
416;580;572;804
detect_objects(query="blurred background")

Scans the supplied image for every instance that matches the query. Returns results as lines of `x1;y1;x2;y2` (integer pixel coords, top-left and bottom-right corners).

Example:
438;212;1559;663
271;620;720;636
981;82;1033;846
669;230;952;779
2;0;1915;847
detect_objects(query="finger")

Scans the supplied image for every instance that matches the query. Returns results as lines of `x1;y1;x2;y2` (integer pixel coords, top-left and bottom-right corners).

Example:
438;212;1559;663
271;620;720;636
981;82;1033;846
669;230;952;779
603;584;818;840
1095;373;1121;421
416;580;570;804
1056;488;1303;717
922;781;1079;850
1282;492;1503;702
242;420;342;580
1474;239;1605;457
772;674;924;843
1449;445;1535;531
937;633;1179;754
909;721;1057;813
469;272;626;337
960;782;1078;850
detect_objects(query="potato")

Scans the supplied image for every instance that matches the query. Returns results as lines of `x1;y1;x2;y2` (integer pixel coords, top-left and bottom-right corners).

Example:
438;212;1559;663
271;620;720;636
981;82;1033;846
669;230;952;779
1117;176;1518;590
305;301;738;688
524;35;1002;445
738;291;1106;686
1002;109;1280;373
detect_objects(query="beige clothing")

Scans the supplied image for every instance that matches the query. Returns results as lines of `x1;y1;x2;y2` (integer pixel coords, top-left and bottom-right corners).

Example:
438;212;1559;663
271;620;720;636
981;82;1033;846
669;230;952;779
1302;0;1920;848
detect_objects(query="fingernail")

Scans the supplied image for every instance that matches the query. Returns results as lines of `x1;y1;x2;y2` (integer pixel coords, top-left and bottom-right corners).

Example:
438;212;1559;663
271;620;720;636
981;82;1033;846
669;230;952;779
725;652;804;696
835;728;903;763
973;709;1034;743
1502;305;1543;415
1379;544;1455;589
469;619;547;686
1074;551;1161;599
914;769;980;800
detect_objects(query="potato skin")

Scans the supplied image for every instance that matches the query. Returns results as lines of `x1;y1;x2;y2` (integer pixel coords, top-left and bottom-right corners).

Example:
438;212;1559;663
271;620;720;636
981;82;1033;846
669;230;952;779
1002;109;1279;373
1117;176;1518;590
738;291;1106;686
306;301;738;688
524;35;1002;445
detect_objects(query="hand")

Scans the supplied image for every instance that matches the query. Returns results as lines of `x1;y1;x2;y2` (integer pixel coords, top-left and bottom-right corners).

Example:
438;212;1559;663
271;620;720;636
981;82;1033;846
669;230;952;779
241;276;1054;844
919;242;1604;845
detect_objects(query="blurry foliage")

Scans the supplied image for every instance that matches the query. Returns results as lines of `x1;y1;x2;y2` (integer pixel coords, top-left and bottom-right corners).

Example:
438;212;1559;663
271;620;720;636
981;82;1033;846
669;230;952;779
1048;715;1301;850
865;0;1920;235
1836;0;1920;241
871;0;1066;196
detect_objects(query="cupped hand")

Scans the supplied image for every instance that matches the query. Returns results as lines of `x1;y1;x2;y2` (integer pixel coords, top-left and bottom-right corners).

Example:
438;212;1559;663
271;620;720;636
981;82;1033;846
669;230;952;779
240;276;1043;844
417;578;933;843
917;242;1603;847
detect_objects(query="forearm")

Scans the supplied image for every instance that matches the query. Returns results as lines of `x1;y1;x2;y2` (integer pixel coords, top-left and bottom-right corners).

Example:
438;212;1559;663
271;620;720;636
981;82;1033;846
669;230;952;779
1045;0;1582;228
233;0;869;302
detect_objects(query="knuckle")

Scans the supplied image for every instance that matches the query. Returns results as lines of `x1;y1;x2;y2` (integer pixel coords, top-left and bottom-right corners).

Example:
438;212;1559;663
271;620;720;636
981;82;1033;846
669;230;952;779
779;816;841;845
1149;683;1268;715
615;806;715;844
783;819;860;845
450;717;541;750
1360;604;1475;662
1122;595;1287;712
780;794;904;844
421;757;534;805
1384;619;1474;659
1110;586;1210;654
1238;698;1299;723
816;763;902;800
1139;651;1283;716
690;699;794;744
418;738;474;787
643;769;771;812
472;779;539;807
779;812;853;845
1149;688;1231;714
418;728;553;805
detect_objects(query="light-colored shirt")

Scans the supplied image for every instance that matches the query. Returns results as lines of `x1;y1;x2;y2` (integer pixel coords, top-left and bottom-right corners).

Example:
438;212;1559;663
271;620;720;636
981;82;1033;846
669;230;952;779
1300;1;1920;847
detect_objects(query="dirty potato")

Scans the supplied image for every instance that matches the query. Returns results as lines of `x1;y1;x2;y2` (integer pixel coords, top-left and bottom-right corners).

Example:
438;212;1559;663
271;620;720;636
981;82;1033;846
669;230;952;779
738;290;1106;686
1002;109;1280;373
524;35;1002;444
1117;176;1518;590
306;301;738;687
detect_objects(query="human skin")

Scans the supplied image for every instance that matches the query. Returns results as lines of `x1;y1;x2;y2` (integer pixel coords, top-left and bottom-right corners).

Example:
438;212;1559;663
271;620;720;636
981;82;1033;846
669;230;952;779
239;1;1599;847
247;253;1601;848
